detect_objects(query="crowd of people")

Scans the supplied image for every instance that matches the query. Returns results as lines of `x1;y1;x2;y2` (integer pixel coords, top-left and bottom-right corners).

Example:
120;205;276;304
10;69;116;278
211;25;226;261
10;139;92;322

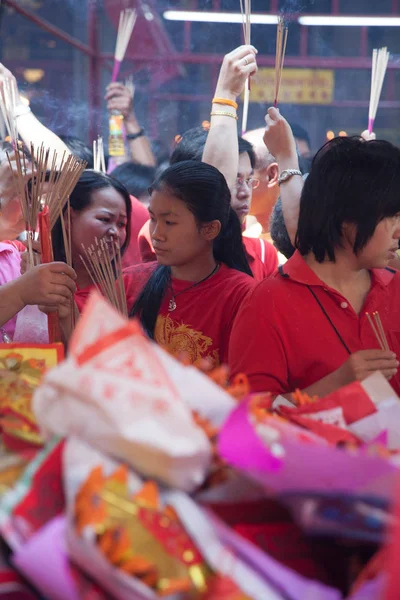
0;42;399;402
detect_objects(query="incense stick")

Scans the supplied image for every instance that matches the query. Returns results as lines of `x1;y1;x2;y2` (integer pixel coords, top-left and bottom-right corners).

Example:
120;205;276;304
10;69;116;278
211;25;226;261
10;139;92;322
368;47;389;133
125;75;135;99
274;17;288;108
80;238;127;317
7;146;86;268
366;311;389;351
240;0;251;134
112;9;137;82
93;136;106;173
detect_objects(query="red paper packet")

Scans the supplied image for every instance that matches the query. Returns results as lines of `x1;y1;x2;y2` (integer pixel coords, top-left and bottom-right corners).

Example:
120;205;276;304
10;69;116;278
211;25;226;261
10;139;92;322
11;440;65;539
284;413;361;445
282;381;377;425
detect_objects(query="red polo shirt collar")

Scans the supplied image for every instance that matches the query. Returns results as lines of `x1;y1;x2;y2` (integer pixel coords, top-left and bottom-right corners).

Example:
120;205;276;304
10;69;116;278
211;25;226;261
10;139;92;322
280;250;395;289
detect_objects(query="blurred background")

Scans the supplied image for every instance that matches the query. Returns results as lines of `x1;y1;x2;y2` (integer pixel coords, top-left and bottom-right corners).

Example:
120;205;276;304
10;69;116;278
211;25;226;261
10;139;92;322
1;0;400;154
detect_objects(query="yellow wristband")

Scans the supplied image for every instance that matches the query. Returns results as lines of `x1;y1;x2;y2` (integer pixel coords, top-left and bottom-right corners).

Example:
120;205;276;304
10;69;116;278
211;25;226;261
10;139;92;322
212;97;238;110
210;111;238;120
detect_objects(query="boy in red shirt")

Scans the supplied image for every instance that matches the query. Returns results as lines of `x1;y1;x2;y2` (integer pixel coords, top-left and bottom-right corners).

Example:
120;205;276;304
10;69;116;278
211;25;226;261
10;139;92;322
230;133;400;397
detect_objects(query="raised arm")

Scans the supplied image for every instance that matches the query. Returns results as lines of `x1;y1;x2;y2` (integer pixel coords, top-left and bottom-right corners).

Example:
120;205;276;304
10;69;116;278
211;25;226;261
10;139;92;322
263;108;302;246
105;83;156;167
0;65;71;166
202;45;257;190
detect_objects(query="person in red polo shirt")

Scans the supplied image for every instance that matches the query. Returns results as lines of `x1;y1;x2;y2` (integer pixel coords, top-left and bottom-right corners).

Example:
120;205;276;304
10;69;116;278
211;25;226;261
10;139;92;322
229;132;400;397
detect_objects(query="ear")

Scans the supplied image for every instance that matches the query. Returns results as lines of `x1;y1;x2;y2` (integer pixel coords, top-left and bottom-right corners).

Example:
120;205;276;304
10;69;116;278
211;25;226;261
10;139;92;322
266;162;279;187
201;220;221;242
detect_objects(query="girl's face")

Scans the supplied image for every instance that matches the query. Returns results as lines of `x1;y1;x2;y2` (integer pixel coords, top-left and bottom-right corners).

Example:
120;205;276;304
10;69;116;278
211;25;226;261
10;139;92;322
70;187;128;258
148;189;219;267
347;214;400;269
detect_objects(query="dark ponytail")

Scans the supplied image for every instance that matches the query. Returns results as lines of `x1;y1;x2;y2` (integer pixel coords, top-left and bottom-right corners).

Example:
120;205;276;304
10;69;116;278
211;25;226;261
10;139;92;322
131;160;251;338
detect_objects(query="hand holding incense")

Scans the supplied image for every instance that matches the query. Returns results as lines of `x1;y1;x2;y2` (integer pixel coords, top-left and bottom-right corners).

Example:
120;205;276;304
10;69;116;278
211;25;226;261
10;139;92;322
368;47;389;134
274;17;288;108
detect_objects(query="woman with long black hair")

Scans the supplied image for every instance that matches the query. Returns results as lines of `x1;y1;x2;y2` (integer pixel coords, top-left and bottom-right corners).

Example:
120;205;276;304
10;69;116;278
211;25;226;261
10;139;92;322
126;160;255;366
52;169;132;312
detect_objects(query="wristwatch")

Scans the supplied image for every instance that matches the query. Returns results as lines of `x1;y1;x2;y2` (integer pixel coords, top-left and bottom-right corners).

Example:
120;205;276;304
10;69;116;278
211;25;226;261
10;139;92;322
278;169;302;186
126;128;145;141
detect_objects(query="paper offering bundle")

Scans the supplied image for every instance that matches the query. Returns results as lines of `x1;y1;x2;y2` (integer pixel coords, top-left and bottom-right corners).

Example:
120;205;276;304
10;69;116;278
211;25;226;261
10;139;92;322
33;292;238;493
12;438;291;600
218;384;400;540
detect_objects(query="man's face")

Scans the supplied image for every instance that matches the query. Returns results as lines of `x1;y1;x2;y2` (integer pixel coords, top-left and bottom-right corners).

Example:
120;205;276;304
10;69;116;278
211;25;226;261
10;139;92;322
230;152;253;224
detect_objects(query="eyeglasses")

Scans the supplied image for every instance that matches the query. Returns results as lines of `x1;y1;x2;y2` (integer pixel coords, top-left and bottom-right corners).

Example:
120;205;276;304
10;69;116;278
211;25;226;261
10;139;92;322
235;177;260;190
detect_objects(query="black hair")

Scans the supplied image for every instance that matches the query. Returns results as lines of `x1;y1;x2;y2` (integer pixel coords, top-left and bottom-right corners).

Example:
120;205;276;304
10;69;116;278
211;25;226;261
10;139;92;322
59;135;95;169
296;136;400;263
270;198;295;259
290;123;311;148
130;160;252;337
110;162;156;200
52;169;132;263
170;126;256;169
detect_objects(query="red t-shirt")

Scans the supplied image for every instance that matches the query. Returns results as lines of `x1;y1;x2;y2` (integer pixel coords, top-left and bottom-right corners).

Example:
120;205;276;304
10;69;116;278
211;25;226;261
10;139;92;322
121;196;149;269
229;250;400;396
124;262;256;366
137;220;278;281
242;237;278;280
74;273;137;314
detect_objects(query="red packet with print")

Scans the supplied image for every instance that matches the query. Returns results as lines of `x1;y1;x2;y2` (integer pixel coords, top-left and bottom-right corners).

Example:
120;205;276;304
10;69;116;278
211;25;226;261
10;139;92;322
283;413;361;445
0;439;65;550
280;380;377;426
0;343;63;453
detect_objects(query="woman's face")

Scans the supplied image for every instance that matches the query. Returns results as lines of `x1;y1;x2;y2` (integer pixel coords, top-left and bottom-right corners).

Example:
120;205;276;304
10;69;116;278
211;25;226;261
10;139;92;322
350;214;400;269
70;187;128;258
148;188;219;267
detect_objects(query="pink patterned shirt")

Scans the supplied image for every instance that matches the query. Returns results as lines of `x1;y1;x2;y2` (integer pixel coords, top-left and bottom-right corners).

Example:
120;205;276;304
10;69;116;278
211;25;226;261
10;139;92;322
0;241;22;340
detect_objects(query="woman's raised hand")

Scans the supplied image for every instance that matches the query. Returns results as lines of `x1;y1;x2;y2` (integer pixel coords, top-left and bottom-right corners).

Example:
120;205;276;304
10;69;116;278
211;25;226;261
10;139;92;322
214;45;258;101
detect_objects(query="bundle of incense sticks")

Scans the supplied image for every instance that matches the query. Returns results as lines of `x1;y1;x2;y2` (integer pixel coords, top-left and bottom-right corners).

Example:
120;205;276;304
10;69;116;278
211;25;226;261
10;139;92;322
125;75;135;99
240;0;251;134
0;77;18;147
274;17;288;108
112;8;137;82
80;238;128;317
368;47;390;134
93;136;106;173
366;311;389;351
7;145;86;267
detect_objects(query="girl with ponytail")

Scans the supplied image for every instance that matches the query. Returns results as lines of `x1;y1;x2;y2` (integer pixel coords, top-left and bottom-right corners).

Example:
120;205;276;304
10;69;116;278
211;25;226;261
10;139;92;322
125;160;255;366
